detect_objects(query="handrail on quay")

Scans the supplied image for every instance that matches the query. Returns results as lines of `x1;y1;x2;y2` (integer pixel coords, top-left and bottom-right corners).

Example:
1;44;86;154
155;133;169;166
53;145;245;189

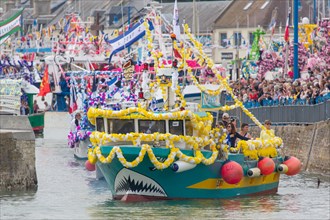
225;100;330;126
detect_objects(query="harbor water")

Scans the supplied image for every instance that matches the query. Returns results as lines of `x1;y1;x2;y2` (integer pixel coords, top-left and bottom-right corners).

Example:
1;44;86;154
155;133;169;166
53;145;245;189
0;138;329;220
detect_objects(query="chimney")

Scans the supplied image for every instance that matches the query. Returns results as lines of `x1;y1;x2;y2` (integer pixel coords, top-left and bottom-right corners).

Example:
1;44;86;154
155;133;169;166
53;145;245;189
33;0;51;16
5;0;15;12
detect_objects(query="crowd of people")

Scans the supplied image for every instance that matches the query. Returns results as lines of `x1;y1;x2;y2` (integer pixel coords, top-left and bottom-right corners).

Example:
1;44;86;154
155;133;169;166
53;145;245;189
228;69;330;107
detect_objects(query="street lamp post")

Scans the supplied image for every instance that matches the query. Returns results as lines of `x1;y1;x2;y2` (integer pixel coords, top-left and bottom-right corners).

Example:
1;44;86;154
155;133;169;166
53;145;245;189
294;0;299;80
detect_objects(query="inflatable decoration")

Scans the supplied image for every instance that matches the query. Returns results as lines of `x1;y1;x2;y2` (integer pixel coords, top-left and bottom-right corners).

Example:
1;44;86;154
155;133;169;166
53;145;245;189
283;43;309;71
249;29;266;61
317;19;330;71
257;50;278;76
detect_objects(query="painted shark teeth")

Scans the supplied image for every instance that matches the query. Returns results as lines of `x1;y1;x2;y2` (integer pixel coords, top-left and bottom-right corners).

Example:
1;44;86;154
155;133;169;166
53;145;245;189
114;168;167;197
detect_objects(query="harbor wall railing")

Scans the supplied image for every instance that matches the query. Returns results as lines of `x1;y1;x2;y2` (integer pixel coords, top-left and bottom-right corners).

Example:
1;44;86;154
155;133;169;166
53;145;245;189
225;100;330;125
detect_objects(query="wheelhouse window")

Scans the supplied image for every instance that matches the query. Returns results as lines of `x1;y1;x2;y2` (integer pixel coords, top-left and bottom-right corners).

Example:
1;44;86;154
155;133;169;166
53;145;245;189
108;119;134;134
138;120;166;134
185;120;194;136
96;118;105;132
169;120;183;135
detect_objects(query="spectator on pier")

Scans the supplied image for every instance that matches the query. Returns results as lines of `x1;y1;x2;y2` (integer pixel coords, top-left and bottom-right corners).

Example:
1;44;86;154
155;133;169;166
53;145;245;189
260;120;275;141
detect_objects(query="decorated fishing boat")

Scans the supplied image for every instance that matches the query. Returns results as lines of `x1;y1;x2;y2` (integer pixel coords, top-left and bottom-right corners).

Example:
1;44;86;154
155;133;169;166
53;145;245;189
86;99;301;201
83;5;302;201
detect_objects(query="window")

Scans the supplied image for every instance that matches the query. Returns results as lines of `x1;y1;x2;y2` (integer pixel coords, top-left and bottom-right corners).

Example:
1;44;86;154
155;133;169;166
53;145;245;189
138;120;166;134
220;33;227;47
169;120;183;135
96;118;105;132
108;119;134;134
185;120;194;136
234;32;242;46
249;32;254;46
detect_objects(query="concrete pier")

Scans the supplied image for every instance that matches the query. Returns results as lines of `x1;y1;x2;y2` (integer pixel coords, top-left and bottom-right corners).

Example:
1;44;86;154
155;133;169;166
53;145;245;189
0;115;37;191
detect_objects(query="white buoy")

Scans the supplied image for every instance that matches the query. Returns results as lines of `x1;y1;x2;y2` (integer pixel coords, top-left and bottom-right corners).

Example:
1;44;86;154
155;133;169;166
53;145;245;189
247;168;261;177
277;164;289;174
172;161;196;173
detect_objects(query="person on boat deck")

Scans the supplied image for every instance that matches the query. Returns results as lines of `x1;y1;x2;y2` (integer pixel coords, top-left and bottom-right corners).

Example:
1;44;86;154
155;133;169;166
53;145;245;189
20;101;30;115
260;120;275;140
221;113;230;127
44;101;51;112
239;123;253;139
70;112;82;132
33;100;39;113
59;75;70;93
225;122;250;147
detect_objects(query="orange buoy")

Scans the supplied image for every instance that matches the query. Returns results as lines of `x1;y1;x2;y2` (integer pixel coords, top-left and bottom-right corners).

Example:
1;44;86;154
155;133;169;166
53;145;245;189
258;157;275;175
221;161;243;184
85;160;96;171
283;156;302;176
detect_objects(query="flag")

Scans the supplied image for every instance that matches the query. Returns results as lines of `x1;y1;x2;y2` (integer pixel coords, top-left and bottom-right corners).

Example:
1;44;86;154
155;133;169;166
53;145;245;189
38;66;51;96
0;9;24;45
284;9;291;43
172;0;181;40
69;83;78;114
173;48;182;59
268;8;277;36
64;17;72;33
268;18;276;36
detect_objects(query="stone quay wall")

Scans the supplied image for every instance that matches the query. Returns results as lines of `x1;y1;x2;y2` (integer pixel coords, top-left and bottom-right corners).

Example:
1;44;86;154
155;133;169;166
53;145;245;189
249;120;330;175
0;115;37;191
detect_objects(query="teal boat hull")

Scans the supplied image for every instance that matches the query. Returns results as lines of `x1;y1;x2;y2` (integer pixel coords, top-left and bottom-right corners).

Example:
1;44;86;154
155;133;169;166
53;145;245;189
97;146;282;201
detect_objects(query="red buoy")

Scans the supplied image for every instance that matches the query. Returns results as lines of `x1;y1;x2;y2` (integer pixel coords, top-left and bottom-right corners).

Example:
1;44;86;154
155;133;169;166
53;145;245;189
283;156;302;176
258;157;275;175
85;160;96;171
221;161;243;184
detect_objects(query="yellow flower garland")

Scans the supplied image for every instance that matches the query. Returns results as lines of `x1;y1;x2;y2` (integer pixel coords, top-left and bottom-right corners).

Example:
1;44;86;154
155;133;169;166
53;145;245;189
232;137;283;160
87;131;219;169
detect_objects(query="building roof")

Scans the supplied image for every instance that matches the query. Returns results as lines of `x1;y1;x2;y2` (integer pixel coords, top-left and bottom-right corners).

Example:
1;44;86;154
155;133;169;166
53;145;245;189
160;1;231;33
214;0;314;29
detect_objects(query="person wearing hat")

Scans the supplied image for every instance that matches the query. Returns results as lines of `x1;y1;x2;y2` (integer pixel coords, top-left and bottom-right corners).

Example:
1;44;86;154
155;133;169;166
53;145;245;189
221;113;230;128
260;120;275;140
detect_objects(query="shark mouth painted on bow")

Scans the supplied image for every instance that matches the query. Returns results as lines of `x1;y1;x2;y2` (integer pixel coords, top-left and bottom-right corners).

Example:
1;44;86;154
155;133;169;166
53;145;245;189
114;168;167;197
